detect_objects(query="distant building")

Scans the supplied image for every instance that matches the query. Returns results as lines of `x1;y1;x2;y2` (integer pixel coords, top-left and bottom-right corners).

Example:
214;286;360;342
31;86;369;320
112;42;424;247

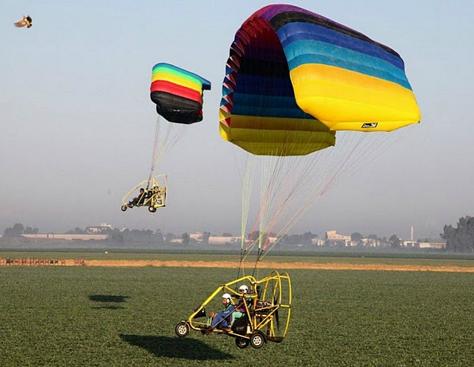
311;238;325;247
22;233;107;241
360;238;380;247
401;240;417;248
418;241;446;249
188;232;250;246
267;236;278;245
325;230;351;246
85;223;112;234
208;236;241;246
189;232;204;242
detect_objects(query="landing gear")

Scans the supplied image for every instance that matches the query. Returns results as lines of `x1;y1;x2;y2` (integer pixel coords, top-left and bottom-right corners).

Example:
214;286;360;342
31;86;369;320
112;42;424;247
175;321;190;337
250;330;266;349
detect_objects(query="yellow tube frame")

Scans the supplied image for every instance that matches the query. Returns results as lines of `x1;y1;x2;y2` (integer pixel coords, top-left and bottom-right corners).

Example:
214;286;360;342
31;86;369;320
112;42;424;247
186;271;292;342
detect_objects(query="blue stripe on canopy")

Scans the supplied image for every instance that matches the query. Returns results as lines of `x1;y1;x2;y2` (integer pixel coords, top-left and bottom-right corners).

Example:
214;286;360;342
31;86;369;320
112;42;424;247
277;22;404;70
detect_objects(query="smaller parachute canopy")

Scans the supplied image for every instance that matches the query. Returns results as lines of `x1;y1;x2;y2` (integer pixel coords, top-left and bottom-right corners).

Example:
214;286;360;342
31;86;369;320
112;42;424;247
14;15;32;28
150;63;211;124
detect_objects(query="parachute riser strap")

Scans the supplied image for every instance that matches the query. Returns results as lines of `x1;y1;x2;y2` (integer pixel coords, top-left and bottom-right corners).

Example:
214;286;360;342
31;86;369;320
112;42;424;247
251;248;264;277
147;116;161;189
237;248;247;277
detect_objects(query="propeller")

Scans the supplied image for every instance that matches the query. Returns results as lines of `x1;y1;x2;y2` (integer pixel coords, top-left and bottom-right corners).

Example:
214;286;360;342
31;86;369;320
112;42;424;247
273;295;280;330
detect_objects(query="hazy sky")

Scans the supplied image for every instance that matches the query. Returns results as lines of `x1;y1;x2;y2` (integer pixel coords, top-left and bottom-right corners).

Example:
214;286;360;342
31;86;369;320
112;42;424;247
1;1;473;239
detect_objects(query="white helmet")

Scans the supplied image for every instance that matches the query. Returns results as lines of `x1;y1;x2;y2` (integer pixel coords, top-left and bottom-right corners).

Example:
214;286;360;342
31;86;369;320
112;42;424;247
238;284;249;293
222;293;232;300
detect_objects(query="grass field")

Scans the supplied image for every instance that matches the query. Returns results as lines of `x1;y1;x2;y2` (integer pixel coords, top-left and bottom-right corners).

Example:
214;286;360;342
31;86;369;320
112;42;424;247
1;262;473;366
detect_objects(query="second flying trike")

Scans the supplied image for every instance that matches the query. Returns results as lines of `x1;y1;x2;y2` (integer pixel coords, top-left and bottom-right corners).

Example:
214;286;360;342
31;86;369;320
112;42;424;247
175;271;292;349
121;175;167;213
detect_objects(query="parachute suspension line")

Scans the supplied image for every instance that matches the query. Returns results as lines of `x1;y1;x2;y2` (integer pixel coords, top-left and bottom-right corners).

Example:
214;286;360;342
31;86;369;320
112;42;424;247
318;133;366;196
258;157;272;254
241;156;277;265
251;247;264;278
241;156;254;251
241;134;302;259
239;153;283;270
238;156;255;276
255;131;328;255
147;116;186;189
340;128;408;181
239;153;267;267
255;134;334;258
259;133;378;260
260;139;355;258
240;153;283;272
240;127;386;263
237;247;245;278
147;116;162;188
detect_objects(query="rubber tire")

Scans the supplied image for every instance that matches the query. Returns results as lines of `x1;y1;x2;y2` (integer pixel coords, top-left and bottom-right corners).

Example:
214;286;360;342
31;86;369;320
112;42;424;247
121;205;127;212
148;206;157;213
175;321;189;338
235;337;250;349
250;330;266;349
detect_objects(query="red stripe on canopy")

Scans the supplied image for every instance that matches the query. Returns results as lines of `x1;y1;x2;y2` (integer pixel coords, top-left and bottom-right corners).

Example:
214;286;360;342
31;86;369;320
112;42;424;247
150;80;202;103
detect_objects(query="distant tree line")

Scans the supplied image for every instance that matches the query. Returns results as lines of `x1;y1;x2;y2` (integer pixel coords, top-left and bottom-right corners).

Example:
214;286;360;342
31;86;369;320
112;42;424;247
442;216;474;252
6;219;473;252
65;227;193;246
3;223;39;237
105;228;164;244
280;232;317;245
65;227;87;234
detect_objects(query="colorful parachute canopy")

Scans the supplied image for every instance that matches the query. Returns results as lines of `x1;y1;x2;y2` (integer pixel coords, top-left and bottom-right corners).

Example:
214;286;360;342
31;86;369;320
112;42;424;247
220;4;421;155
151;63;211;124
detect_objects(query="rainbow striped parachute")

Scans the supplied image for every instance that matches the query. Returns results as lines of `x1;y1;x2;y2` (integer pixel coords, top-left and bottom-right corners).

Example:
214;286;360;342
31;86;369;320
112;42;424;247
219;4;421;156
151;63;211;124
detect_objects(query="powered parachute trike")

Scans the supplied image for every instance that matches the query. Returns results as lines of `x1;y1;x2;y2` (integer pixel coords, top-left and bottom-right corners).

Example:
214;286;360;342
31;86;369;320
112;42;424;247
175;3;420;348
121;63;210;214
175;271;292;349
120;175;167;213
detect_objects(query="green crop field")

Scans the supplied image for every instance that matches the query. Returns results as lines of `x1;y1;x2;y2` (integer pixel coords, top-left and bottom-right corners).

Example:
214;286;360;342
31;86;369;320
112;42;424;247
0;266;473;366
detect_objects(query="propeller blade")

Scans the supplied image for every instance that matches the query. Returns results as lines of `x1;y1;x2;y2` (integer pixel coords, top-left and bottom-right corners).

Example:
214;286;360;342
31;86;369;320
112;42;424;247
273;295;280;330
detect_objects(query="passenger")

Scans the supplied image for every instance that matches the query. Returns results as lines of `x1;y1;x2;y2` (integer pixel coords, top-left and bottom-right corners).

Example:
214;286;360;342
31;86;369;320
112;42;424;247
129;188;146;207
233;284;251;321
207;293;235;333
146;188;154;198
137;188;147;205
239;284;249;294
238;284;252;305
